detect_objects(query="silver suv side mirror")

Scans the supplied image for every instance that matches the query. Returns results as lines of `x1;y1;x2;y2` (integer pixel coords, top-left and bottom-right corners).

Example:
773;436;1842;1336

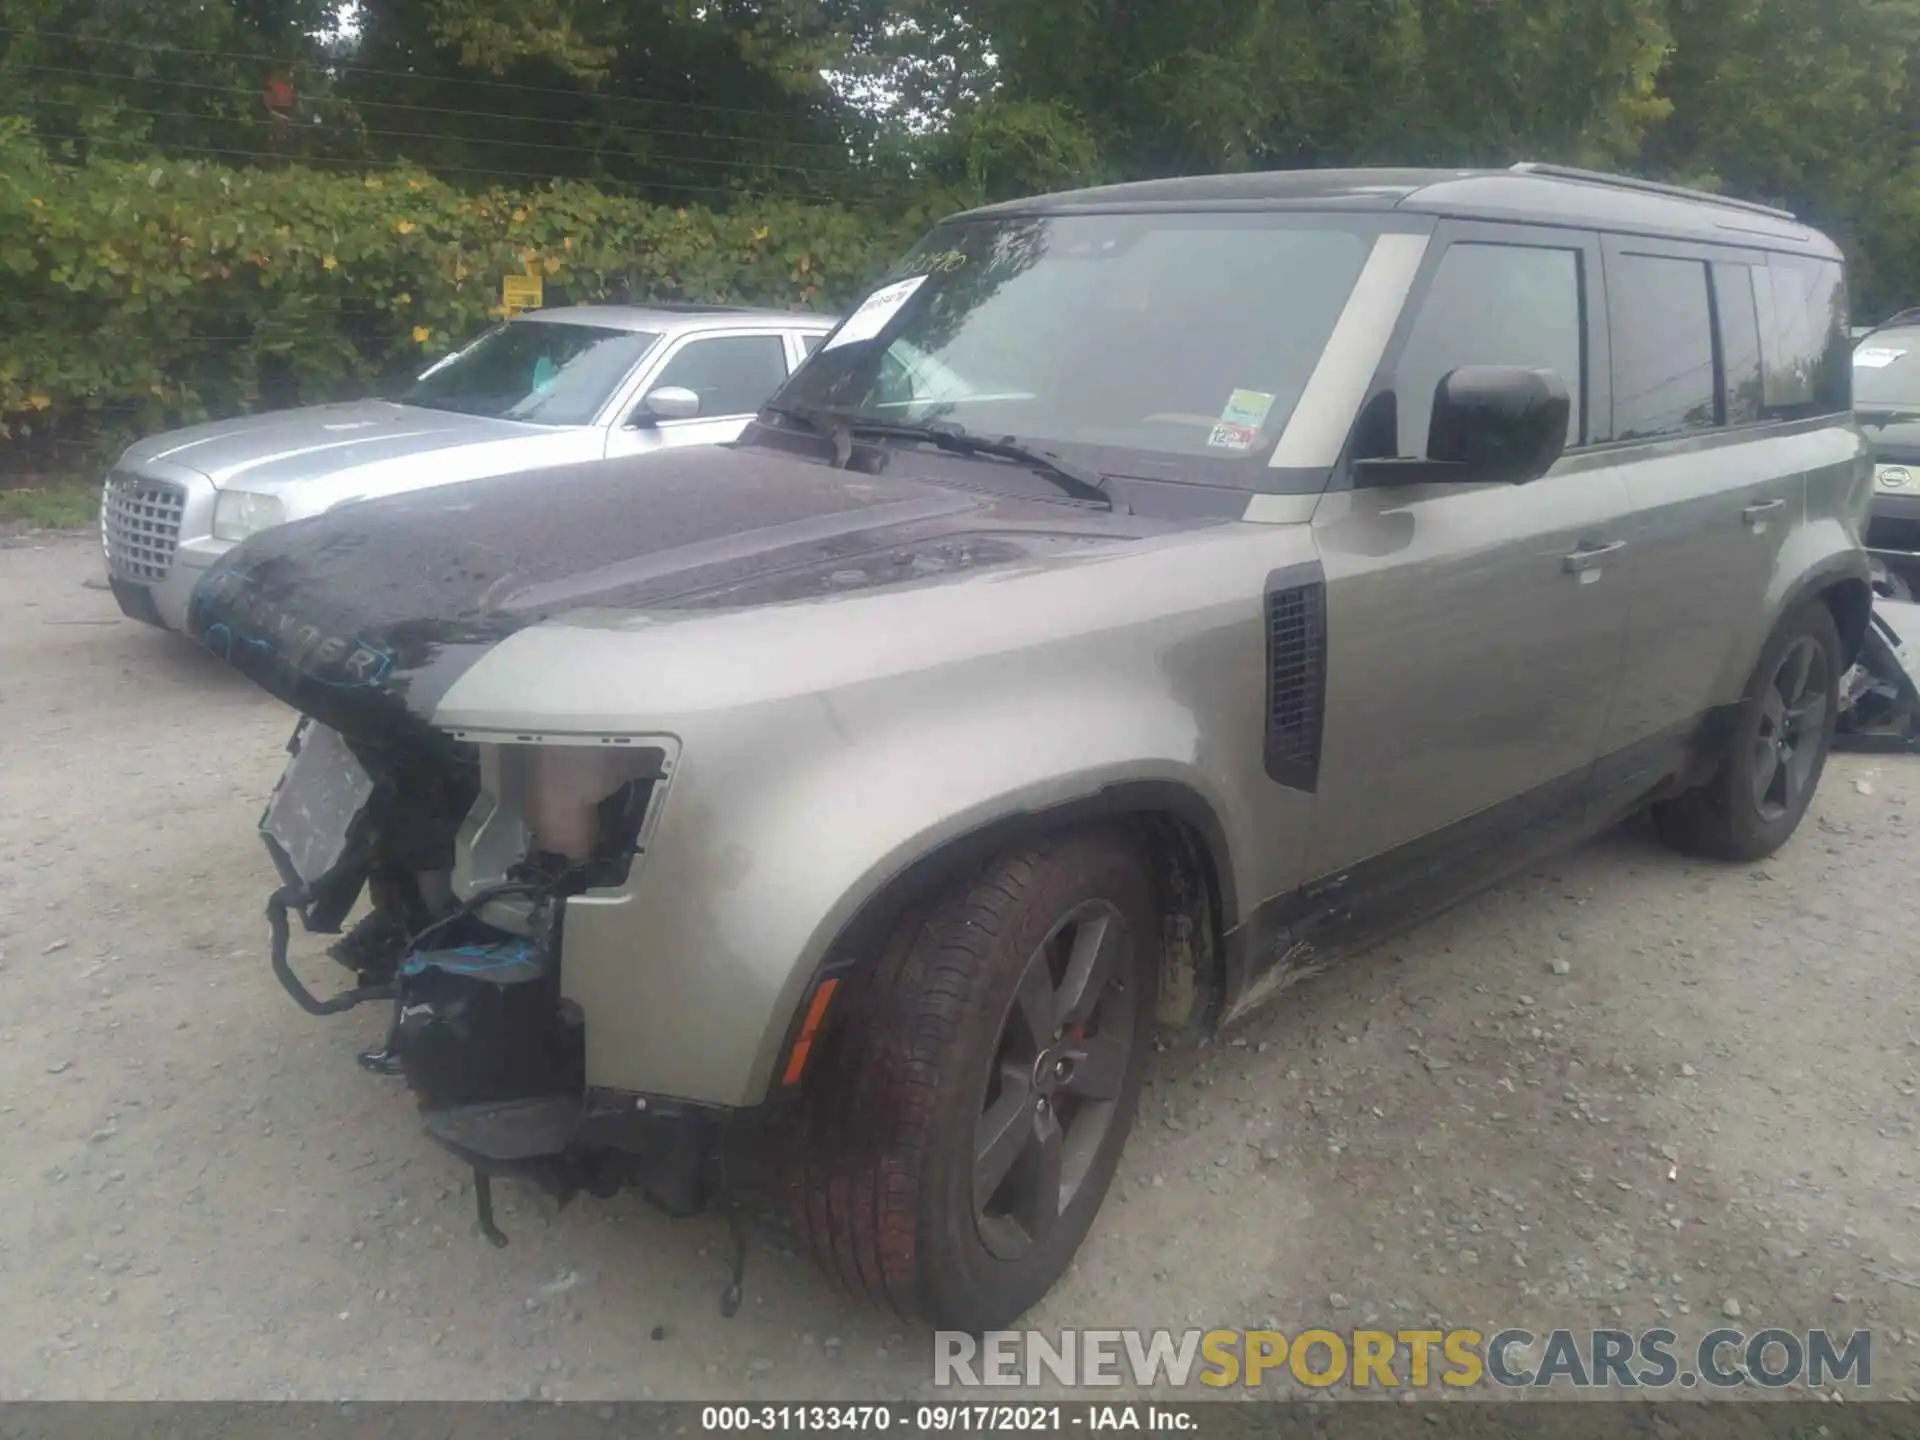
635;386;702;425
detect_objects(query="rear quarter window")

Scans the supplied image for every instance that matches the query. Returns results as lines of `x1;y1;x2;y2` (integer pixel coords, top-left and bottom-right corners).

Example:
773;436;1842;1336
1755;254;1849;416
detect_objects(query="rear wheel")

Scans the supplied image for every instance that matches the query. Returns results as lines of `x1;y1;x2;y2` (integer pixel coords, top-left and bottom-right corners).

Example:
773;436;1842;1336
789;828;1158;1330
1652;601;1841;862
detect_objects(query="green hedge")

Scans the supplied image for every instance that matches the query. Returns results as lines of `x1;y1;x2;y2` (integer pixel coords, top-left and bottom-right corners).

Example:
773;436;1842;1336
0;122;930;475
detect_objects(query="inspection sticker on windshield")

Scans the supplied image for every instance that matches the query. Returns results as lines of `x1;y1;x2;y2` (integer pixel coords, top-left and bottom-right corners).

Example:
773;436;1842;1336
821;275;928;351
1220;389;1276;428
1207;422;1260;451
1855;347;1907;368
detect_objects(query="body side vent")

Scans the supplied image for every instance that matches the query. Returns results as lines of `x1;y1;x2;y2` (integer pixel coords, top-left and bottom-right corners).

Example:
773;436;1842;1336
1263;566;1329;791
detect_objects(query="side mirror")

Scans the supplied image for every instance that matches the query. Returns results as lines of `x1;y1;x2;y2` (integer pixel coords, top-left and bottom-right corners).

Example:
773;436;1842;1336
633;386;702;425
1354;366;1570;488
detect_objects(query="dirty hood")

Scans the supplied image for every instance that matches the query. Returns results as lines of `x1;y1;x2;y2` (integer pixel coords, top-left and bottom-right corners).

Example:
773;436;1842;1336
120;398;600;498
187;442;1148;747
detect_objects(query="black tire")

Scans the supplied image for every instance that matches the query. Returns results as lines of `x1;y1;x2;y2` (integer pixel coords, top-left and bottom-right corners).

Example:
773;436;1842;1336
789;828;1159;1331
1652;601;1842;862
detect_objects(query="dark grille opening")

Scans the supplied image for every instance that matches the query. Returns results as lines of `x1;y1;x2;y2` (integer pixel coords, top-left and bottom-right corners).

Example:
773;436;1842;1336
1264;580;1327;790
1867;515;1920;553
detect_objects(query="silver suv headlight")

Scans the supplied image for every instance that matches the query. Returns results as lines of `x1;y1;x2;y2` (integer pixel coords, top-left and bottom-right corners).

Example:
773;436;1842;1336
212;489;287;542
1877;463;1914;490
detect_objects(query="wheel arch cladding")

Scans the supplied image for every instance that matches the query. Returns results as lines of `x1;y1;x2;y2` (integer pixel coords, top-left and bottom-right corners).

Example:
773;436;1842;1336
1723;516;1870;706
786;782;1236;1088
1821;576;1873;667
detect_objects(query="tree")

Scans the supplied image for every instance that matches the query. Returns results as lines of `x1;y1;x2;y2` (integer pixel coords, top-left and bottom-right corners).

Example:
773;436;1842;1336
2;0;888;203
334;0;879;201
3;0;1914;306
1639;0;1920;314
0;0;340;163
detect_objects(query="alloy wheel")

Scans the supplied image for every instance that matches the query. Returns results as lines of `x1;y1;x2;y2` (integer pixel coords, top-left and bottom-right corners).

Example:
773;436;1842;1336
972;899;1135;1260
1751;635;1830;823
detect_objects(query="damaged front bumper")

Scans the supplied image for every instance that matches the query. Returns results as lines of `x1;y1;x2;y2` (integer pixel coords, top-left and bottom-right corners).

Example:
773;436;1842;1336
256;718;781;1314
1827;549;1920;756
1839;556;1920;754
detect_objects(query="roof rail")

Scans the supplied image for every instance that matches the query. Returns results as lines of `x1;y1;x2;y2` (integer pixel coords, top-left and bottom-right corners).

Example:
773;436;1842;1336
1506;162;1798;222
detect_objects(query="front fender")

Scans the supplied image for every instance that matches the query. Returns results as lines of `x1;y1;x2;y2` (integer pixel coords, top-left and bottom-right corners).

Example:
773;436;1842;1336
755;735;1248;1109
555;675;1249;1109
432;520;1311;1109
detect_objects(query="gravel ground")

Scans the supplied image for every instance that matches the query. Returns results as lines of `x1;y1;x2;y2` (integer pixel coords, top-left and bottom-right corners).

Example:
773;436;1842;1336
2;530;1917;1403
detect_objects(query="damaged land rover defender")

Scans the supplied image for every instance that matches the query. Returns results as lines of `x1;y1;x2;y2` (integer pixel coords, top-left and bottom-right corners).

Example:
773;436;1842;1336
189;163;1872;1331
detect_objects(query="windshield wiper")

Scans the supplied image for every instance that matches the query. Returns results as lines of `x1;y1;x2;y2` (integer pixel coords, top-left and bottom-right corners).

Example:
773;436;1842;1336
1858;404;1920;424
845;418;1112;508
757;403;1112;508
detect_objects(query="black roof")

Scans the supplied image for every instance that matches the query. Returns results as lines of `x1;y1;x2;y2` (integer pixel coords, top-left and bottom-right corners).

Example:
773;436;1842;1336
954;162;1839;259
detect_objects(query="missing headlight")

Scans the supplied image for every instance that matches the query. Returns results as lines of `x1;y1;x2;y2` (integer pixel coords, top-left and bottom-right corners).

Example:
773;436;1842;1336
454;742;671;927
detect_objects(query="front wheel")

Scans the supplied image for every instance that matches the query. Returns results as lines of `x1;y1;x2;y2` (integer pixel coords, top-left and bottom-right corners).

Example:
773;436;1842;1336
789;828;1159;1330
1652;601;1842;862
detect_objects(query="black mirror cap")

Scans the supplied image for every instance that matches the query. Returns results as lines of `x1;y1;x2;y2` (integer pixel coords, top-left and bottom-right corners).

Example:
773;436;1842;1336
1428;365;1571;485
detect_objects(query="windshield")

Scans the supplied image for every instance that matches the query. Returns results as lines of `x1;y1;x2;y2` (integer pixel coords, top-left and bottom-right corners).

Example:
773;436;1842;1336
402;320;661;425
1855;328;1920;411
775;212;1385;481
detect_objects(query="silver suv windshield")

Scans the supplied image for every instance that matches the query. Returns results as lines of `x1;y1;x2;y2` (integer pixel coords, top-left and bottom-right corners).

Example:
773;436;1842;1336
776;212;1389;480
1855;326;1920;413
403;319;662;426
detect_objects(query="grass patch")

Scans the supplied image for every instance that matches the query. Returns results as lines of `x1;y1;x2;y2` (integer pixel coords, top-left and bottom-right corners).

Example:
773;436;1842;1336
0;481;98;530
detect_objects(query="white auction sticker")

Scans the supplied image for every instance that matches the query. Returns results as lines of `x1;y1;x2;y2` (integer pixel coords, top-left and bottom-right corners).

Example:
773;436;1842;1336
821;275;928;351
1854;347;1907;369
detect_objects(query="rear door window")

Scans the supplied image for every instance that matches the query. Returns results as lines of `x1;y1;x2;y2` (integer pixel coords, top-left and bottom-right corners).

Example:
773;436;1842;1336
1607;253;1717;442
1393;242;1585;456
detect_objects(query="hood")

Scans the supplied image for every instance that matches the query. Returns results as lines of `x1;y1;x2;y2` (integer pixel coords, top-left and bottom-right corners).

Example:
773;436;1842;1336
187;441;1173;749
120;399;600;502
1861;414;1920;466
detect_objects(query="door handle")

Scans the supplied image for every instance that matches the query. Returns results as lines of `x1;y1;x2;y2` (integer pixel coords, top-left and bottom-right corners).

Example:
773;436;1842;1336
1563;540;1627;574
1743;499;1786;525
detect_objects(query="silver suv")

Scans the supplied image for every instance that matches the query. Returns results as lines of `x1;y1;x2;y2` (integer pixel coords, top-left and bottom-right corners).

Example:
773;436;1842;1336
100;305;834;631
191;163;1872;1331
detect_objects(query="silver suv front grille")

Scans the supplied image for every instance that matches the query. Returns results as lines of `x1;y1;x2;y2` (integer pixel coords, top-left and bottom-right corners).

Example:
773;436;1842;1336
102;471;185;583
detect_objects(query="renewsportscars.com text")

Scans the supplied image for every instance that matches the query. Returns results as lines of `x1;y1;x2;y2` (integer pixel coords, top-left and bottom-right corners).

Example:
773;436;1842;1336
934;1327;1872;1391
